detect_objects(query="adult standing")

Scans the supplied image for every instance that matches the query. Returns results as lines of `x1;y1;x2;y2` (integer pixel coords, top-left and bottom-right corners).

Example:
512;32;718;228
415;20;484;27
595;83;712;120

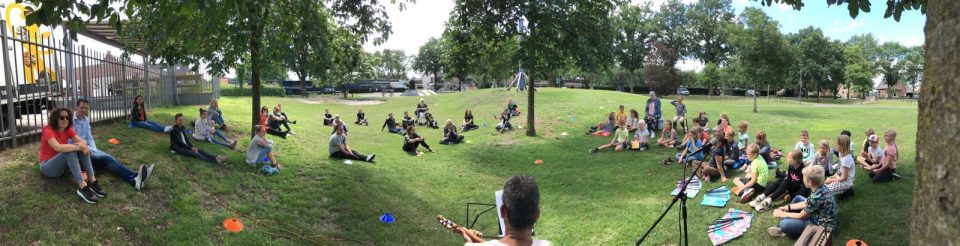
644;91;662;138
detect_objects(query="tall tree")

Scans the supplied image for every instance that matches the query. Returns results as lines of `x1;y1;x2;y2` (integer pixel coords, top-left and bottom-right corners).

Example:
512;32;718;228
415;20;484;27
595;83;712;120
613;2;655;93
688;0;737;65
700;62;721;96
413;38;445;90
653;0;693;64
643;42;679;96
877;42;907;97
843;45;873;99
824;40;847;99
278;1;337;96
901;45;923;95
373;49;409;80
450;0;618;136
787;27;833;100
726;7;792;112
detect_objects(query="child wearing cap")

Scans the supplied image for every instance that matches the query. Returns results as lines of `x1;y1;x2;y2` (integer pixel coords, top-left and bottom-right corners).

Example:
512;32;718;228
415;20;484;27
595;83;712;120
857;134;884;169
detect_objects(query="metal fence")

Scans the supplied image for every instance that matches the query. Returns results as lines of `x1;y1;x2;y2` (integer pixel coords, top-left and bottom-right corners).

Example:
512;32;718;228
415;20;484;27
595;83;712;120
0;20;215;150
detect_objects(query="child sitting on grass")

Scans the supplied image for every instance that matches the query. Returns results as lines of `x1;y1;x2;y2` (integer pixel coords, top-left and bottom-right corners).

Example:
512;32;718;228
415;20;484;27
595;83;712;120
857;134;884;169
864;129;900;182
678;126;705;165
589;112;617;136
633;120;650;151
810;140;835;176
767;165;837;239
751;150;807;212
825;135;856;198
795;130;815;164
656;120;678;148
756;130;781;169
589;120;630;153
732;143;771;204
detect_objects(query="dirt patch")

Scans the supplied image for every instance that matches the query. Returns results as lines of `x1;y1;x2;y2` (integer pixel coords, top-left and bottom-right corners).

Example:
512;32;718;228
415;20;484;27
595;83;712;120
300;98;385;106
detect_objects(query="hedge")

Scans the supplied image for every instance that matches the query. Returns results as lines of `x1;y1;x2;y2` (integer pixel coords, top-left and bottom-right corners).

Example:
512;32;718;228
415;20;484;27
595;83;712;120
220;86;286;97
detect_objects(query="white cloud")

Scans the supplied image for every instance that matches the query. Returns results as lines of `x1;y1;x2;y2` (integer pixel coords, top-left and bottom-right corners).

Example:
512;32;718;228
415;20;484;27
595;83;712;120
828;19;865;34
677;59;704;72
777;2;792;11
362;1;454;56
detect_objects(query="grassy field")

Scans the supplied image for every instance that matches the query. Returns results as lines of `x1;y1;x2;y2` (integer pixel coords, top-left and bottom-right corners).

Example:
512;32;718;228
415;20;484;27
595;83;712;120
0;88;916;245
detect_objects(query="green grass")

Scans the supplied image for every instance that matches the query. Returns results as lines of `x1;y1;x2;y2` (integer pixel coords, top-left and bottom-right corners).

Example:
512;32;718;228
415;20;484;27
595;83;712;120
0;88;916;245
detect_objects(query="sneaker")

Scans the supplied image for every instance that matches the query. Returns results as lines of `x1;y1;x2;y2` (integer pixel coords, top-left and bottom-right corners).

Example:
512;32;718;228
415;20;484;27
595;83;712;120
892;172;903;179
748;194;766;207
739;188;755;203
229;140;238;150
589;148;598;154
77;186;99;204
366;154;376;162
144;164;155;184
134;165;145;191
767;227;786;237
651;132;656;138
290;120;297;124
756;198;773;212
216;156;228;166
89;180;107;198
163;126;173;133
288;130;296;135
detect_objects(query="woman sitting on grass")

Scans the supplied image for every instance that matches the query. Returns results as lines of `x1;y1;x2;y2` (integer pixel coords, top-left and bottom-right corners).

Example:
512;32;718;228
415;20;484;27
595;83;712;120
825;135;856;197
260;106;288;139
751;150;808;212
382;113;404;135
193;108;237;149
401;111;415;130
424;110;439;129
589;112;616;136
129;95;171;133
355;108;368;126
656;120;678;148
403;126;434;154
440;120;465;145
732;143;771;204
323;109;334;126
329;124;376;163
170;113;227;166
495;109;514;133
864;129;899;182
39;107;104;204
246;125;282;169
461;110;479;132
589;120;629;153
767;165;837;239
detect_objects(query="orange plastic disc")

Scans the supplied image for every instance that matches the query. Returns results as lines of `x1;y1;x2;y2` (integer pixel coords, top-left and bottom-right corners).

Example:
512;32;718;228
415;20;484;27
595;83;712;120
846;240;867;246
223;218;244;233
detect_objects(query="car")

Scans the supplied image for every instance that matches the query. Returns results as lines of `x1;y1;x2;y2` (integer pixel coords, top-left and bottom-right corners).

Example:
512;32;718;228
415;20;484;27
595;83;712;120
316;86;338;94
676;86;690;96
746;90;756;96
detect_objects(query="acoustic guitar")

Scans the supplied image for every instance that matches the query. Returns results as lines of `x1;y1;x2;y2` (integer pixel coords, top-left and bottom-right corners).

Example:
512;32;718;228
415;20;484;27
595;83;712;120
437;214;485;243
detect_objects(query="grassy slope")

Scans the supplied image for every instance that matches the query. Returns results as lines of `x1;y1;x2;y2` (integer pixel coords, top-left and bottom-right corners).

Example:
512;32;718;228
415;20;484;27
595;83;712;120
0;88;915;245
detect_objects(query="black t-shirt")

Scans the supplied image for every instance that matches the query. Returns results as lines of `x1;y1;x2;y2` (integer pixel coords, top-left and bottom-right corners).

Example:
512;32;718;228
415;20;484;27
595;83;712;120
465;114;474;122
402;116;414;128
695;117;709;127
383;117;397;128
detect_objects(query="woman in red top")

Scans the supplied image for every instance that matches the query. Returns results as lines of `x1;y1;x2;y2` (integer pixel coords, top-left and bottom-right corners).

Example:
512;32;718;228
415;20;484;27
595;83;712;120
40;107;105;204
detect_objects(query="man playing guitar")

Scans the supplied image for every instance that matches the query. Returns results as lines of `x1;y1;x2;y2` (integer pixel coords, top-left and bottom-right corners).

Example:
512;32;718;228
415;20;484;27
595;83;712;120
461;175;551;246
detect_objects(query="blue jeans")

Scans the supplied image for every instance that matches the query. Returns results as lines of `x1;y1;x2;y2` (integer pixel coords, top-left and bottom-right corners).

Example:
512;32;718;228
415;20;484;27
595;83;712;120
134;121;165;133
212;114;225;126
255;147;272;165
90;151;137;186
205;131;231;147
779;195;810;237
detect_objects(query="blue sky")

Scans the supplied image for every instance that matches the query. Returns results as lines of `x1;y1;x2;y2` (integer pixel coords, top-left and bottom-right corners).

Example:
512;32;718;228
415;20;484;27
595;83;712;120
730;0;925;47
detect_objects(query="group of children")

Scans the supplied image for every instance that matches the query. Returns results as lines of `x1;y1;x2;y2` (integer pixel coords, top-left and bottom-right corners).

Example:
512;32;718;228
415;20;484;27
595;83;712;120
584;93;903;240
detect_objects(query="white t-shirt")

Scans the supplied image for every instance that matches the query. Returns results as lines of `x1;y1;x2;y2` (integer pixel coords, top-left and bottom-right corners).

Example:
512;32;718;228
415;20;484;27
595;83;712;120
836;154;856;187
466;240;552;246
867;146;885;160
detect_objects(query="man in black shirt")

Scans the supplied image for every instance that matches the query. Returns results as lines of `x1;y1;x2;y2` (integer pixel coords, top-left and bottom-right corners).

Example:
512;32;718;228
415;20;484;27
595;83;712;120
382;113;404;134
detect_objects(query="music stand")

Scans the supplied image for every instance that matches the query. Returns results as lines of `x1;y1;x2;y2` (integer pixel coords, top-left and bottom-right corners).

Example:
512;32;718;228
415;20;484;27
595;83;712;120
636;142;713;246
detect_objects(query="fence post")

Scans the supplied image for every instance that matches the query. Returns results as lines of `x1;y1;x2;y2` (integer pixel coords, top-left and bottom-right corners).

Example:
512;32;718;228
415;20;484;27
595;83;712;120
64;28;76;109
143;55;150;109
1;20;18;147
80;46;89;101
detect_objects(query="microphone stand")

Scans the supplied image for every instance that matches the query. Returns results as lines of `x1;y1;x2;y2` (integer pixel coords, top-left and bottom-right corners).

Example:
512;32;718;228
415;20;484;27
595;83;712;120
636;142;714;246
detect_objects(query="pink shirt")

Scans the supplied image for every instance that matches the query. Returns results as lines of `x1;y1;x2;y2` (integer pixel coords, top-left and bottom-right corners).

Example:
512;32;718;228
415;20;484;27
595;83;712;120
882;144;898;169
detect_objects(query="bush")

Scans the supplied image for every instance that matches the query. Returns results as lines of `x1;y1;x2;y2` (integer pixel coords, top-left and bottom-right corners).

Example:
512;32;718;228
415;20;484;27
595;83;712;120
220;85;286;97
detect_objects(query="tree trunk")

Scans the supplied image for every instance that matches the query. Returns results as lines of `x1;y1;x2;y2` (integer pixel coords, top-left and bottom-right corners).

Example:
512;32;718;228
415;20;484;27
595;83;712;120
250;38;262;136
911;1;960;244
526;74;536;136
298;72;307;97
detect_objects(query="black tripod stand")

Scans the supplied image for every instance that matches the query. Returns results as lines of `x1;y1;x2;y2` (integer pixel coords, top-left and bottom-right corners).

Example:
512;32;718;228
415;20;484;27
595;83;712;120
636;142;714;246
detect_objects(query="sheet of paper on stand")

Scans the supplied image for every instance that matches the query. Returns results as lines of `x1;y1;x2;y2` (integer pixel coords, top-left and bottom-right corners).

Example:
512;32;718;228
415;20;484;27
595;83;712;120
708;208;754;246
670;176;701;198
701;186;731;207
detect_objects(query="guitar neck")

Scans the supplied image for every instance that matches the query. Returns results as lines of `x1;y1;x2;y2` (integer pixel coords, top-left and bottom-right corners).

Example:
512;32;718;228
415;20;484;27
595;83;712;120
437;215;485;243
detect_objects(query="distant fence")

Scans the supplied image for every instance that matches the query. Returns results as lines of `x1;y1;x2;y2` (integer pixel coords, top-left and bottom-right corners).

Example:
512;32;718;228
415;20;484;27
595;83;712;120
0;20;214;150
